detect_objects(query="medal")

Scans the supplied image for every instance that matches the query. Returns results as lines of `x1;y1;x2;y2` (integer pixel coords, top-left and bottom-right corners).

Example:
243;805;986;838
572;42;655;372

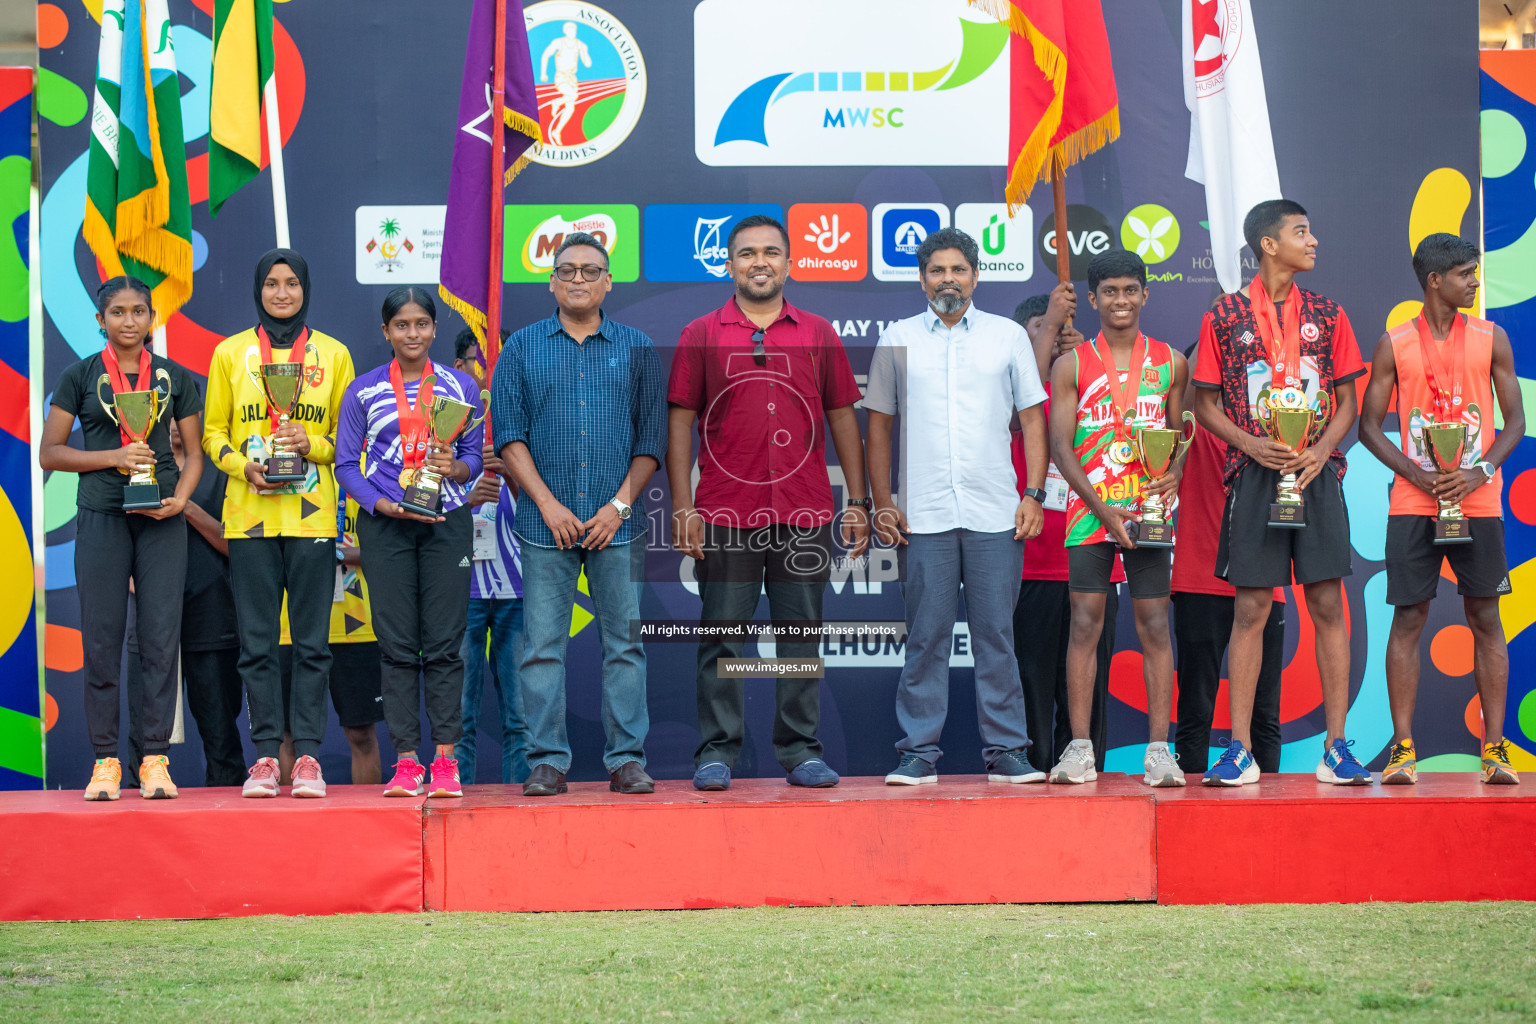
398;469;414;489
1089;332;1147;471
1415;311;1465;424
1108;440;1135;465
389;359;435;491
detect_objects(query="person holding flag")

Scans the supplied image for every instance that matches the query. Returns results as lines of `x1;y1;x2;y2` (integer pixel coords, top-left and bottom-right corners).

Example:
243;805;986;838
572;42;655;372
1191;200;1370;786
1047;251;1186;786
1358;234;1523;785
203;249;356;799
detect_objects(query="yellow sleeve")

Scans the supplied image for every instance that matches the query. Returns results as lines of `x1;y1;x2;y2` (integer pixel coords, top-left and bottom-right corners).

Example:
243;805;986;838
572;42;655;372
307;344;355;467
201;344;252;479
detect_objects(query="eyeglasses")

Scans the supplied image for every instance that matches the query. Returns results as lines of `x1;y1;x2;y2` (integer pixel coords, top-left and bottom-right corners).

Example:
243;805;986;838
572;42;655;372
751;329;766;366
553;264;607;282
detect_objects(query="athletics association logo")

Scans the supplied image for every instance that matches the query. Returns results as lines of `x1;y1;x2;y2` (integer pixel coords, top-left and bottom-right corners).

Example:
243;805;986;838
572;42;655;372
524;1;646;167
1190;0;1243;98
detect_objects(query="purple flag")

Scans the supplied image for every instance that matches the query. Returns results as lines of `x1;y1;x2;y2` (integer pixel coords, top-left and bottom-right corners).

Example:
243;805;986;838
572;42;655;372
439;0;540;352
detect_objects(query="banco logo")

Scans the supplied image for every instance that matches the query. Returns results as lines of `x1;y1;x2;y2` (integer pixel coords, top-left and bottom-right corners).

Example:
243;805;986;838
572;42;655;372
504;204;639;283
695;0;1009;167
1037;204;1115;281
525;1;646;166
789;203;867;281
873;203;949;282
1121;204;1180;264
954;203;1034;282
643;204;784;283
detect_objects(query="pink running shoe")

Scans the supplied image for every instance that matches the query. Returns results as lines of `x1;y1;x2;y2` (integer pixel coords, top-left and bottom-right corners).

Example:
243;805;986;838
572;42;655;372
291;755;326;798
242;756;281;798
429;756;463;798
383;758;426;797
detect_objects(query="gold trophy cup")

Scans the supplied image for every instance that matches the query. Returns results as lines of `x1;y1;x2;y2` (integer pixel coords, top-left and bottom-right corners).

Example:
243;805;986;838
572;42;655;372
96;369;171;511
1256;386;1334;528
399;387;490;517
259;341;318;483
1131;410;1196;548
1424;418;1474;545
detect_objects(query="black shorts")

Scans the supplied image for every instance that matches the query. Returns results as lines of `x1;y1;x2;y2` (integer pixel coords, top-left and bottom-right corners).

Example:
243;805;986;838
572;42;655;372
1384;515;1512;605
1215;462;1352;588
1068;542;1171;599
280;641;385;729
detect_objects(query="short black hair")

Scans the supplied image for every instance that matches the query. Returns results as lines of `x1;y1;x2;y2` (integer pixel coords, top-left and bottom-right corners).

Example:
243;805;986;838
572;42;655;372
1412;233;1481;291
454;326;480;361
1242;199;1308;261
1012;294;1052;327
381;285;436;324
96;275;153;314
727;214;788;254
915;227;979;275
1087;249;1146;291
553;231;610;268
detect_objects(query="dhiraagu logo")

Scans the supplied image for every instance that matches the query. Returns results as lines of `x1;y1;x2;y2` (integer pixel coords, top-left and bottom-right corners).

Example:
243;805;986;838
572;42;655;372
503;204;639;283
694;0;1010;166
1121;204;1181;264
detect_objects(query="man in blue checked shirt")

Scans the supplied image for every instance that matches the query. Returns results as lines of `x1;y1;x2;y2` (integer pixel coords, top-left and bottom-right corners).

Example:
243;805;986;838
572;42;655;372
492;232;667;798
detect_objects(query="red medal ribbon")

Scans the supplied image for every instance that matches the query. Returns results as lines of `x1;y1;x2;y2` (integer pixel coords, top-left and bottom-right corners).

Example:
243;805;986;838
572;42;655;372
1414;312;1465;423
1248;274;1302;388
257;326;309;433
389;358;435;472
100;343;153;446
1089;331;1146;451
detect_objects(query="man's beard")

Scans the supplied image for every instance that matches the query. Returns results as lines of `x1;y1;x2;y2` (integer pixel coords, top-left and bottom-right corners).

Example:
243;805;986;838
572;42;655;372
738;274;783;302
931;289;968;315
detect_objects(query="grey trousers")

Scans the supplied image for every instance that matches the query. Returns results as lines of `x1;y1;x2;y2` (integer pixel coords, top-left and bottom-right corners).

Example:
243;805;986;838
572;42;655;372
894;528;1030;764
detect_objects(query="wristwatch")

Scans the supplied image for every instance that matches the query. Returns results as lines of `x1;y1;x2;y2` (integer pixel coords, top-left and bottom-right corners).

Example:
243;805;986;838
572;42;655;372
610;497;632;520
1479;461;1496;482
1022;487;1047;504
846;497;872;509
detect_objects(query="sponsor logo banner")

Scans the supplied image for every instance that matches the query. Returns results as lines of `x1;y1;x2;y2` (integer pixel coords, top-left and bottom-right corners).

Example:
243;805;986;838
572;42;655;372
954;203;1033;282
872;203;949;282
788;202;868;281
694;0;1009;167
525;1;647;166
643;203;785;282
1037;204;1115;282
504;204;640;283
355;206;446;284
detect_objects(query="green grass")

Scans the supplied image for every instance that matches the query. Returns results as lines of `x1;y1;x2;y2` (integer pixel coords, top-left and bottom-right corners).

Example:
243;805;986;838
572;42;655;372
2;903;1534;1023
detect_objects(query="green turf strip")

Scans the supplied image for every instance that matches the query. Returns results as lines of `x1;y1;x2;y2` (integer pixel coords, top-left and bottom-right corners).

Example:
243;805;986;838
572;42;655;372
2;903;1534;1023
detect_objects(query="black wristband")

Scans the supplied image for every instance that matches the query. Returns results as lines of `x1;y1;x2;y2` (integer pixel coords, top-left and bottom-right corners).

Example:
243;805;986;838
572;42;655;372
845;497;871;508
1021;488;1046;503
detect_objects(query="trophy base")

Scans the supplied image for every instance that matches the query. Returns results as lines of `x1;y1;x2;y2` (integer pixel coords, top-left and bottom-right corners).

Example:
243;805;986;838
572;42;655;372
1434;518;1474;545
123;481;164;511
1268;502;1305;528
1137;521;1174;548
265;453;308;484
399;484;443;518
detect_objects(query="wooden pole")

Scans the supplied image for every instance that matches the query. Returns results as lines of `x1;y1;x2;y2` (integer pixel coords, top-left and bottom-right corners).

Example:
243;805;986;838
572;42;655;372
1051;151;1070;283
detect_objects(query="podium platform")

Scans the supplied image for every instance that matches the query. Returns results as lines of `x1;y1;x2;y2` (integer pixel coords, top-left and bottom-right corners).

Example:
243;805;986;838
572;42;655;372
4;774;1532;920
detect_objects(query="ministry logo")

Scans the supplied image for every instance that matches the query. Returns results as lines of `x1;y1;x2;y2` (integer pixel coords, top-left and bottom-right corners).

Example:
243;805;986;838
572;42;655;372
525;1;646;166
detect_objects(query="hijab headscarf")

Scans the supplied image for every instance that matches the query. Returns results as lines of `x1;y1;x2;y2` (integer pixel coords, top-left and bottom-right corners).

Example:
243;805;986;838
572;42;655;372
254;248;311;347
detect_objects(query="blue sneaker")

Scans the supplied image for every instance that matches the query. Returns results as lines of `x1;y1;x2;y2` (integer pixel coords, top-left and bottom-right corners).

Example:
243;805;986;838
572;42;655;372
692;761;731;791
1202;740;1259;786
1317;738;1373;785
884;753;938;786
988;749;1047;784
786;758;840;788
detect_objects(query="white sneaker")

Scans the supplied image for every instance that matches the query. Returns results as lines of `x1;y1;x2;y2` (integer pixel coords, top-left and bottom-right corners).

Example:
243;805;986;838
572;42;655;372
1143;742;1186;787
242;756;281;798
291;755;327;798
1050;740;1097;784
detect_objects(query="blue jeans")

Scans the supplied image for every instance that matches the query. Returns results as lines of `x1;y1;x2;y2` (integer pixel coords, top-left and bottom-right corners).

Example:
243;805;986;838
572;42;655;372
519;539;648;774
454;598;529;784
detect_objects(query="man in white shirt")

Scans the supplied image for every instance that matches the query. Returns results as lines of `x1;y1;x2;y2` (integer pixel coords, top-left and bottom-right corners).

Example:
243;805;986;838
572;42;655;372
865;227;1050;785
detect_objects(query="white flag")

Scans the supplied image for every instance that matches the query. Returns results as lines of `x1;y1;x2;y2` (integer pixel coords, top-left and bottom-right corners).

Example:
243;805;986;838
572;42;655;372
1183;0;1282;293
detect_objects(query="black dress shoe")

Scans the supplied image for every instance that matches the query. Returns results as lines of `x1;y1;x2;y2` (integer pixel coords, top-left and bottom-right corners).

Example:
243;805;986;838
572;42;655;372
523;763;567;797
609;760;655;794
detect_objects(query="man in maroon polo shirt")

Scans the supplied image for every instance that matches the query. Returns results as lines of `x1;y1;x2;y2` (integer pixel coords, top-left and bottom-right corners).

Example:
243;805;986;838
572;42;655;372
667;214;871;791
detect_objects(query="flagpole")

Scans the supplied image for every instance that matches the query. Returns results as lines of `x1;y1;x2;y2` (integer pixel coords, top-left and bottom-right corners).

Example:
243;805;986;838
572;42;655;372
486;0;507;370
1051;152;1070;283
263;75;291;248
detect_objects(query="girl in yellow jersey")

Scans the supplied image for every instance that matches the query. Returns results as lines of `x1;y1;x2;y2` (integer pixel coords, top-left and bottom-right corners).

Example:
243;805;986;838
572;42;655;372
202;249;356;798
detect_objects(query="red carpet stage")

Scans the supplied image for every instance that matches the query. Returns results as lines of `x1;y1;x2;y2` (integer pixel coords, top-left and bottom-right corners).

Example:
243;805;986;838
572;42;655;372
5;775;1533;921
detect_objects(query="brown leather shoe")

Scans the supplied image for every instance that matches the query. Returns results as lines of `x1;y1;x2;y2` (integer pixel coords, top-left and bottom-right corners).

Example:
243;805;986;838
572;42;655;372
609;760;655;794
523;763;567;797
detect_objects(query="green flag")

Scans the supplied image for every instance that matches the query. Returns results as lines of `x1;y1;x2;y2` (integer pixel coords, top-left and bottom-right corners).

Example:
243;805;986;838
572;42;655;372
208;0;274;217
84;0;193;321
